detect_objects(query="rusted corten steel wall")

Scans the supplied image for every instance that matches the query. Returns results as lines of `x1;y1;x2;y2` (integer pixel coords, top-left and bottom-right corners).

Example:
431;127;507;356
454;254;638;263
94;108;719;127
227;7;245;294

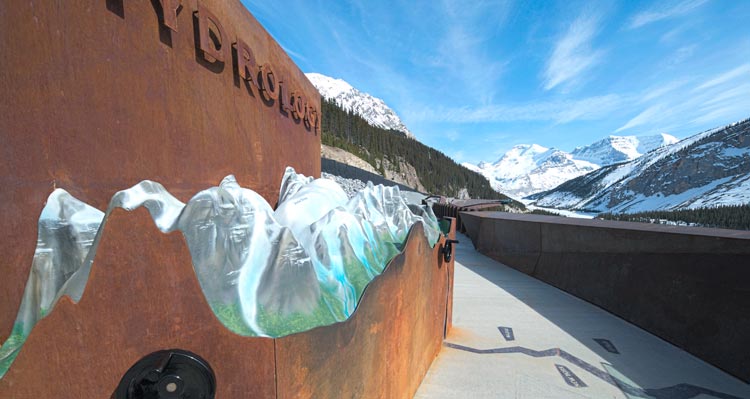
0;0;321;340
0;209;455;398
0;209;277;398
443;218;456;336
275;219;455;399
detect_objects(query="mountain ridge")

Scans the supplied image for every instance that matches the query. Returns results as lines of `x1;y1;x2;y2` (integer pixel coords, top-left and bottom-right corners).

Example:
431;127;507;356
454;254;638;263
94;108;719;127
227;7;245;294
529;118;750;213
310;73;521;206
320;98;520;204
306;73;415;139
464;133;678;199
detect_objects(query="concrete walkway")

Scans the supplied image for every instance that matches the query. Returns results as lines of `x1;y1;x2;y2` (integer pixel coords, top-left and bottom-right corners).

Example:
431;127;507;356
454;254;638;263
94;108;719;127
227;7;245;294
415;233;750;399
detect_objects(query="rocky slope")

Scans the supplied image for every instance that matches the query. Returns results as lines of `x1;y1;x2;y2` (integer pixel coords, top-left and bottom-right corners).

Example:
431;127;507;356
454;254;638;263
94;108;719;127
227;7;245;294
321;145;379;175
529;118;750;213
321;145;425;192
319;86;504;200
463;134;678;199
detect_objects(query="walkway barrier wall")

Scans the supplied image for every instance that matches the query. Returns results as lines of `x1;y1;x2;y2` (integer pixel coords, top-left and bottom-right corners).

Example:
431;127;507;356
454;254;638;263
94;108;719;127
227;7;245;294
460;211;750;382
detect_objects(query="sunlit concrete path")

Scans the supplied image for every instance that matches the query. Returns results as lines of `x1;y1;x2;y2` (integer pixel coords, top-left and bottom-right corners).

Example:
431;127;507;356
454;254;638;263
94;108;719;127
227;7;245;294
415;233;750;399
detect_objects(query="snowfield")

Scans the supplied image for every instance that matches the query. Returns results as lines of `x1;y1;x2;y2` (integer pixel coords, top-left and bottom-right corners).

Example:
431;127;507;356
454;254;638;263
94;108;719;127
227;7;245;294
530;118;750;213
306;73;414;139
464;133;678;199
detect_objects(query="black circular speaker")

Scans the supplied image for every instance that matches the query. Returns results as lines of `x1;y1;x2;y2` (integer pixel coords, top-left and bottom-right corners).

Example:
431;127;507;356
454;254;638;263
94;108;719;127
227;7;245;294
112;349;216;399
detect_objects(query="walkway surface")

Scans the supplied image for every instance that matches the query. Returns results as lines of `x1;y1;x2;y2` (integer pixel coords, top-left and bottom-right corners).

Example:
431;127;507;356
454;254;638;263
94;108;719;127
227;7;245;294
415;233;750;399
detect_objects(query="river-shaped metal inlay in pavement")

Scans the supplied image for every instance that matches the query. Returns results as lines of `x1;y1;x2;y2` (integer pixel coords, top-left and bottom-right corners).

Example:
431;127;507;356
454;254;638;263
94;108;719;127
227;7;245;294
445;326;742;399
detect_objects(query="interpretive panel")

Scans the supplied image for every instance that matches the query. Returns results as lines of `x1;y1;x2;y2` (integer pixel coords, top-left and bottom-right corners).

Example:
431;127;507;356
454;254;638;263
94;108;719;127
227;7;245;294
0;208;453;398
0;0;321;338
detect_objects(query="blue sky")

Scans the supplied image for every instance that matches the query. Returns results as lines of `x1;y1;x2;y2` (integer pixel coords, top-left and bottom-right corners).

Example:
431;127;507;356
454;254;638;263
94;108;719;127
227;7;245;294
242;0;750;164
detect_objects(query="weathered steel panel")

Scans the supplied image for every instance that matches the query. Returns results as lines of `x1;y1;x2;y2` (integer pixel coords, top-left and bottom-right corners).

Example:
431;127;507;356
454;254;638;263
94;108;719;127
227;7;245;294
0;209;454;397
275;222;451;399
0;0;321;339
0;208;277;398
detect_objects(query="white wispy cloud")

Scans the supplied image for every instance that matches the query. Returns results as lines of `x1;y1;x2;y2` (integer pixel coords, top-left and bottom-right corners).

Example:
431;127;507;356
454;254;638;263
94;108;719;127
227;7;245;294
691;81;750;124
663;45;697;67
695;64;750;91
445;130;461;141
434;25;506;103
616;63;750;134
700;82;750;107
281;45;308;62
615;104;666;132
660;26;685;44
692;97;750;124
543;13;604;91
641;80;688;102
483;133;511;144
627;0;709;29
427;0;511;103
408;94;622;124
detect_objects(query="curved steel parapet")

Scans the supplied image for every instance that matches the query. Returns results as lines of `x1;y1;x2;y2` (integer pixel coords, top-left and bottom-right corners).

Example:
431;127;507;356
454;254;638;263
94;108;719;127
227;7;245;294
0;168;442;378
0;194;454;398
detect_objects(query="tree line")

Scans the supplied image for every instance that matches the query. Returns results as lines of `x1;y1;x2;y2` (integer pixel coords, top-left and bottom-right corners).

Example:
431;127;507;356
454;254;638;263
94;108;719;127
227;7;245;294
598;204;750;230
320;98;513;202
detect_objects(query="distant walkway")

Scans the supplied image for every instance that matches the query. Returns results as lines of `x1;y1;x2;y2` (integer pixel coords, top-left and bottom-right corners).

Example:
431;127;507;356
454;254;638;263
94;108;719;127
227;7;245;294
415;233;750;399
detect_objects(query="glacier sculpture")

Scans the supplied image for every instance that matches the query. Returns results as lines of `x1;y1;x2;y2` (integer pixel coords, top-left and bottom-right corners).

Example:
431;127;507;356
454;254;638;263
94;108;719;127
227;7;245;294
0;168;441;378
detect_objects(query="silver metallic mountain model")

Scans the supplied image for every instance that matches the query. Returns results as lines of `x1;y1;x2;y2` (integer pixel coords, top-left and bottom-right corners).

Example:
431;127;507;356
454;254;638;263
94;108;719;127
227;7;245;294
0;167;441;378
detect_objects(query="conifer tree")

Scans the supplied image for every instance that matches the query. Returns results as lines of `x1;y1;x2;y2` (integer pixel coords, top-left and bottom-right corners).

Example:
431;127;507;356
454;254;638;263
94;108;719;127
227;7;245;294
320;98;520;204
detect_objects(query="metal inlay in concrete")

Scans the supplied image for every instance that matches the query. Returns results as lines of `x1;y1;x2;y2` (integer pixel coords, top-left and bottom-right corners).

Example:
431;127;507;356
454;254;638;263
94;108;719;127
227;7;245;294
415;233;750;399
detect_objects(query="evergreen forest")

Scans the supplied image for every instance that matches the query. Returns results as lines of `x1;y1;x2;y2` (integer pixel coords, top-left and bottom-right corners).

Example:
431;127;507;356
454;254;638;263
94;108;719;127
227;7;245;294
598;204;750;230
320;98;513;202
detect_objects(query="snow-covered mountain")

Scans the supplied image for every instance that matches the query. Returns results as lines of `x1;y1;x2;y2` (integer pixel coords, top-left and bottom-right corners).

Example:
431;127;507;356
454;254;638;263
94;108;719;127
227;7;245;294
463;145;598;199
306;73;414;139
571;133;679;165
464;133;678;199
529;118;750;213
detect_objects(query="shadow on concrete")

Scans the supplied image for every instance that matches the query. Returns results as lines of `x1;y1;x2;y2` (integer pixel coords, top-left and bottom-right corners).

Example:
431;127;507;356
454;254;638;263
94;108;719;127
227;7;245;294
450;233;749;399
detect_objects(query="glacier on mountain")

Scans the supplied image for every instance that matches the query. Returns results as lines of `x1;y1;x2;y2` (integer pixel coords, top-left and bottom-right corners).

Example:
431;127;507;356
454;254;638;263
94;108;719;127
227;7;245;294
464;133;678;199
530;118;750;213
571;133;679;165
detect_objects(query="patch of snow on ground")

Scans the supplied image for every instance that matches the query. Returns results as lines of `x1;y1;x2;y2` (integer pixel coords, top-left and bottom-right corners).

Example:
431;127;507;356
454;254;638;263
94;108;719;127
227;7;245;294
533;191;584;209
609;176;736;213
722;147;750;158
600;162;636;188
526;205;596;219
686;174;750;208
